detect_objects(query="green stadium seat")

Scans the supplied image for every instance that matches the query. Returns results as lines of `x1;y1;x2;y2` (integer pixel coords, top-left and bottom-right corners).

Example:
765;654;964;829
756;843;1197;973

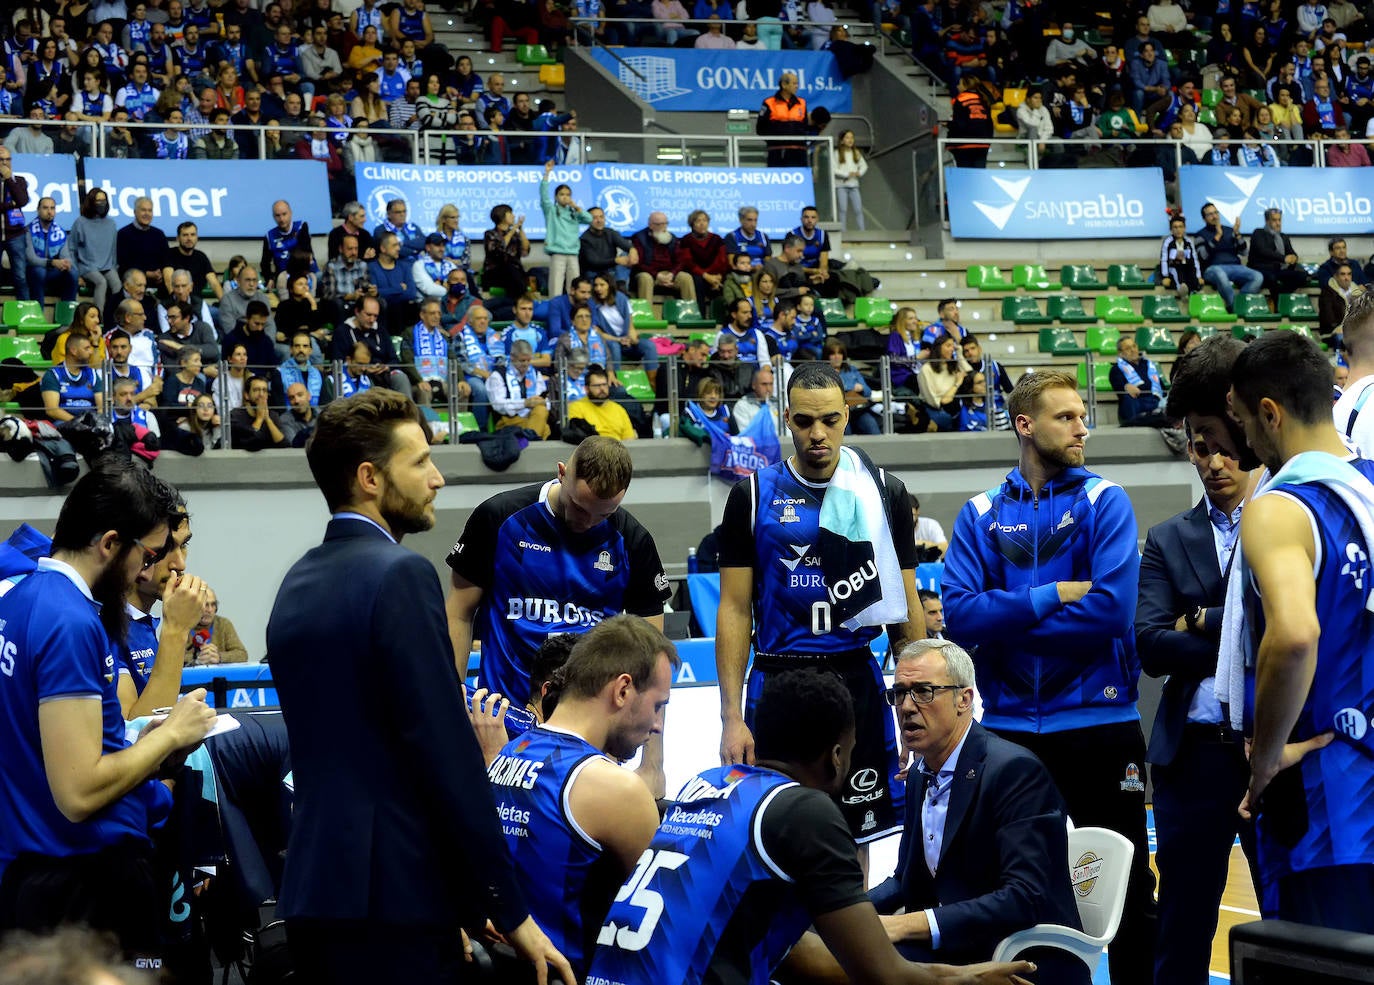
1198;107;1218;126
1060;265;1105;290
1278;293;1318;319
0;336;45;368
1232;324;1265;339
1234;294;1280;322
618;367;654;401
966;265;1014;290
1194;325;1220;339
629;297;668;331
818;297;858;328
1077;361;1113;392
1301;262;1321;287
1046;294;1097;324
1094;295;1144;324
1012;264;1056;290
1038;327;1087;355
1086;325;1121;355
1189;293;1237;323
664;298;715;331
1277;324;1315;340
1107;264;1151;289
1136;326;1176;353
1141;295;1189;323
54;301;78;327
452;412;481;435
1200;88;1223;107
516;44;557;65
2;300;57;334
854;297;895;328
1001;296;1051;325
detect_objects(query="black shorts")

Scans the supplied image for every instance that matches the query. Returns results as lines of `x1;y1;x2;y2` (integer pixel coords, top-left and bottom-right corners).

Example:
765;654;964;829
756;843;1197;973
745;650;903;844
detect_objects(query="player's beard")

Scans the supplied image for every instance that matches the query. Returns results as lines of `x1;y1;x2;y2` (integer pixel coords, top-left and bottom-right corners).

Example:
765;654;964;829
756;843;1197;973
379;480;434;537
92;545;136;644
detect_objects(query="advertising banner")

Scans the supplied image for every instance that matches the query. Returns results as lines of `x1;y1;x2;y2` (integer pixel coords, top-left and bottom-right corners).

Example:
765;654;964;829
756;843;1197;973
946;167;1169;239
10;154;81;219
356;161;815;238
82;158;333;237
590;47;851;113
1180;166;1374;234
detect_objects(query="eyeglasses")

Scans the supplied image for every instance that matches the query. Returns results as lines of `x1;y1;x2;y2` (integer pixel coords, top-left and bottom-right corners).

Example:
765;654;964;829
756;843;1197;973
130;536;171;571
882;683;963;706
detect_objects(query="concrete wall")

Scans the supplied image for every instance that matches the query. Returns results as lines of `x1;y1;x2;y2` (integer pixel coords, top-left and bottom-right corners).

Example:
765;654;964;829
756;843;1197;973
0;429;1200;663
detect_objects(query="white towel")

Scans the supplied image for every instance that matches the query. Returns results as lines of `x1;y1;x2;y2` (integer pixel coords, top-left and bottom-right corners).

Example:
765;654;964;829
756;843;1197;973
818;446;908;631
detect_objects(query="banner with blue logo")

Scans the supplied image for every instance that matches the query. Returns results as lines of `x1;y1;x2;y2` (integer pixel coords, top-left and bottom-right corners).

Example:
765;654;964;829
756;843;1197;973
356;162;814;239
686;399;782;481
10;154;80;219
1180;166;1374;234
946;167;1168;239
590;47;851;113
83;159;333;237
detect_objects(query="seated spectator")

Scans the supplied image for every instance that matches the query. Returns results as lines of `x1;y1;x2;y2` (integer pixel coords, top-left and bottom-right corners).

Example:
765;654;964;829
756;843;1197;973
158;346;210;430
791;293;826;359
696;15;735;47
40;331;102;421
274;273;329;355
185;588;248;665
711;333;751;398
452;304;497;428
960;334;1013;430
730;364;782;436
116;195;168;289
653;338;717;428
212;343;249;412
330;203;378;262
482;203;531;298
332;294;410;394
1326;126;1370;165
721;250;756;308
1146;80;1200;137
887;305;922;396
1130;43;1172;114
222;299;279;372
725;206;771;269
368;231;416;328
956;369;992;431
161;222;222;302
278;381;321;447
942;25;987;82
546;276;593;340
1218;76;1262;130
580;207;637;289
1159;214;1203;300
1109;335;1170;427
261;200;315;298
1319;262;1359;342
157;299;220;369
108;374;164;456
761;297;798;362
749;269;780;336
789;206;841;299
45;301;105;366
336;339;376;398
554;303;613;375
675;209;728;316
1238;25;1274;90
488;338;550;437
918;334;965;431
1304;75;1346;134
567;363;636;440
1015;88;1052;150
276;331;332;408
230;373;288;450
1317;237;1369;286
1044;22;1096;70
718;298;771;367
632;211;695;305
869;640;1088;982
113;295;160;374
401;298;462;409
684;376;731;440
824;339;880;435
295;114;347;210
216;264;277;340
761;234;814;302
651;0;698;45
412;231;456;302
921;298;970;350
1195;202;1264;310
25;196;76;305
1248;206;1308;296
373;197;426;264
1236;127;1281;166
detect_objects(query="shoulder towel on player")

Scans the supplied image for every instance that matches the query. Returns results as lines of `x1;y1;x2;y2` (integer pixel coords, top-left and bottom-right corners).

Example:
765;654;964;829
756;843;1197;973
1215;451;1374;728
817;445;907;631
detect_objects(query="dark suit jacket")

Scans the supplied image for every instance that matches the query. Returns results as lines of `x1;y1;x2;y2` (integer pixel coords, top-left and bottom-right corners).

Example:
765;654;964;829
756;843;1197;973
868;721;1083;970
1247;226;1296;269
267;517;529;930
1136;498;1227;767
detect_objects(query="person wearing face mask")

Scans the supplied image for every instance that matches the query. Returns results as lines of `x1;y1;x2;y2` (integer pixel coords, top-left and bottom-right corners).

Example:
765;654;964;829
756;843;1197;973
68;187;120;313
1044;21;1095;69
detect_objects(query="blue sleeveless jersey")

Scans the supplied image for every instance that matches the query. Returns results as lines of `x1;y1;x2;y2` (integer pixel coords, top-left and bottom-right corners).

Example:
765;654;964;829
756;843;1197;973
489;726;619;976
586;765;807;985
1246;472;1374;892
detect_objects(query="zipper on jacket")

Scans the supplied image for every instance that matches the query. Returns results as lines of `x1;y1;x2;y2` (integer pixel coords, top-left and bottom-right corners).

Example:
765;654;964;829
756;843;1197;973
1032;493;1042;733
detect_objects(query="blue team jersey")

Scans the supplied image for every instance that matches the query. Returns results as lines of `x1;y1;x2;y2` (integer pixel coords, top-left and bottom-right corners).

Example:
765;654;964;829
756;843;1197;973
118;608;160;695
587;765;853;985
717;460;917;656
1244;469;1374;895
447;481;670;704
489;725;621;976
0;561;153;876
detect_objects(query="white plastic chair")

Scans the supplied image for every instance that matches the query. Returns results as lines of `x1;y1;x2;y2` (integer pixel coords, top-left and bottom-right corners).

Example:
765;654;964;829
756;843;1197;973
990;825;1135;974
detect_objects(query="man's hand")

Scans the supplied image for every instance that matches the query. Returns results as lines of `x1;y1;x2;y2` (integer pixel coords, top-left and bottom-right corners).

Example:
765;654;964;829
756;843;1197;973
1240;731;1334;820
1057;580;1092;604
1125;383;1142;398
656;270;674;286
195;642;221;666
457;380;472;398
464;685;510;766
929;961;1036;984
504;916;577;985
720;715;755;765
163;572;209;629
158;688;218;750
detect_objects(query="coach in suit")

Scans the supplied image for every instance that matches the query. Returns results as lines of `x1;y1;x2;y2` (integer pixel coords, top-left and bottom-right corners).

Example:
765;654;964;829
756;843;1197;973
1137;430;1256;985
266;389;573;985
868;639;1088;985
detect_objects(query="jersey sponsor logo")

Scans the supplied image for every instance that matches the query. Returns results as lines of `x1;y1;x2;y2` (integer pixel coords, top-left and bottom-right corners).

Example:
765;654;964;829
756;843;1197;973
1342;542;1369;590
103;652;115;683
676;772;745;801
665;805;725;827
849;768;879;793
771;497;806;506
861;810;876;832
780;543;813;572
518;540;553;553
594;550;616;573
506;597;608;627
654;572;670;593
1056;509;1075;531
451;540;465;555
1104;685;1118;700
1335;707;1369;741
1072;852;1104;896
497;799;532;837
990;521;1029;533
487;753;545;789
1119;762;1145;793
0;630;18;678
827;560;878;604
779;504;800;524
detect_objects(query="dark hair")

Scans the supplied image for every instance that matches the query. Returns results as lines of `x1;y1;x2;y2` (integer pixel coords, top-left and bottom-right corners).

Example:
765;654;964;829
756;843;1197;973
786;361;843;399
585;363;609;385
781;233;805;252
245;299;270;320
490;203;512;225
305;388;429;511
79;187;109;219
566;435;633;498
533;632;579;712
753;669;854;763
1175;327;1201;355
1165;335;1245;419
1230;331;1333;426
556;614;679;702
52;456;181;552
918;588;941;604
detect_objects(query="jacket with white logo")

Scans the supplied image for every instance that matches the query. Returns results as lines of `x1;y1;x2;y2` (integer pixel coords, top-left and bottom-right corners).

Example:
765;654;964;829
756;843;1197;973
943;466;1141;733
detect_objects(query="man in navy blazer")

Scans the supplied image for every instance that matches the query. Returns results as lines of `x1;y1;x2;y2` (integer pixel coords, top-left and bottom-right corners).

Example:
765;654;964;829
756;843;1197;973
267;389;574;985
868;639;1088;985
1137;430;1256;985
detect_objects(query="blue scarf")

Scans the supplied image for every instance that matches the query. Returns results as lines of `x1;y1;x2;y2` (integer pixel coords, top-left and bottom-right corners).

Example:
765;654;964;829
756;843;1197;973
339;370;373;398
459;327;493;374
28;220;66;259
412;324;447;380
565;374;587;402
483;328;508;365
278;358;323;404
567;328;607;366
1116;356;1163;398
444;229;470;267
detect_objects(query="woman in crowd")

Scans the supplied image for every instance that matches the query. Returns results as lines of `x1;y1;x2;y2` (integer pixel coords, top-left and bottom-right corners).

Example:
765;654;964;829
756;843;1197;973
276;273;329;354
213;63;246;113
591;273;657;375
886;305;922;397
482;203;531;298
834;129;868;231
153;108;190;159
749;268;778;333
212;342;250;412
416;71;460;161
1176;102;1213;161
176;392;223;454
350;71;390;128
824;339;880;434
348;24;385;75
451;54;483;100
47;301;106;365
918;333;965;431
68;188;121;313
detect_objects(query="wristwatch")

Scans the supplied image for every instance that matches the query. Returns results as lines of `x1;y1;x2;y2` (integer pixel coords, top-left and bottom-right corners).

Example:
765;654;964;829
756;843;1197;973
1185;606;1204;631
